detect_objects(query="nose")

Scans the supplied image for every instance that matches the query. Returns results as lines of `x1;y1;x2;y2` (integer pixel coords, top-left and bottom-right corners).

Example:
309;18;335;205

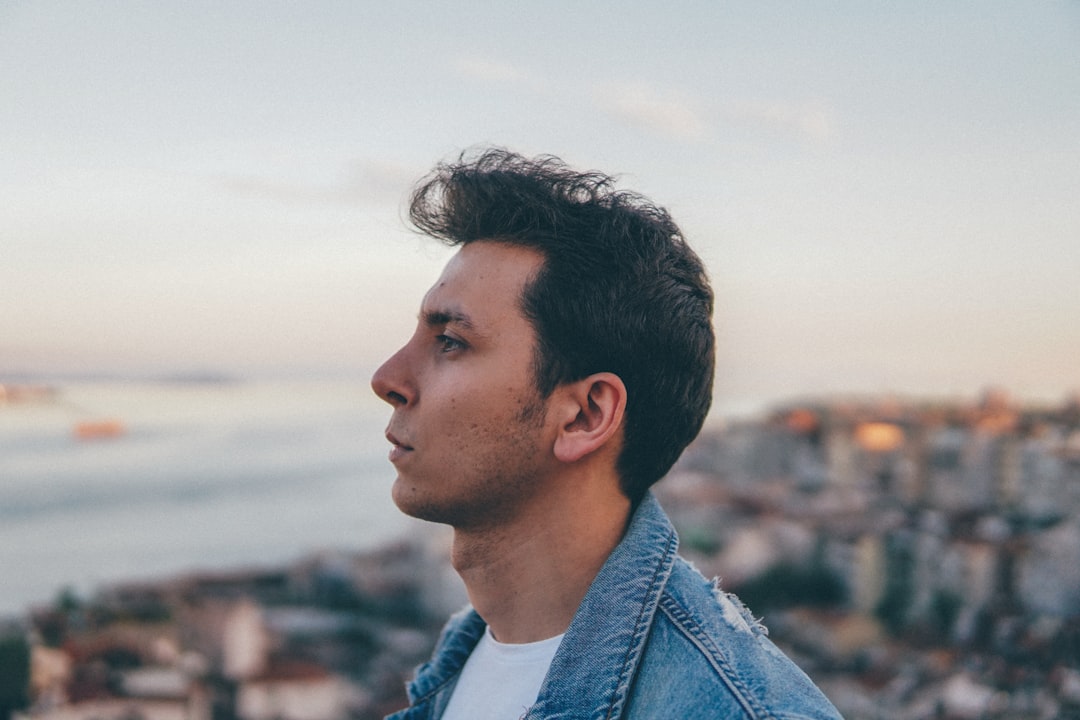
371;344;414;407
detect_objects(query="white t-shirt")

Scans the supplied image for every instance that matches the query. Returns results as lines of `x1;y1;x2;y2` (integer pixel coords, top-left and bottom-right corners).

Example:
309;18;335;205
441;627;564;720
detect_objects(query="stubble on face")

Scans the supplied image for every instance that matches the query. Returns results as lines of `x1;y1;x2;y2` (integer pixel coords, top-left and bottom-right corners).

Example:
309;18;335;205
394;388;550;530
384;241;555;532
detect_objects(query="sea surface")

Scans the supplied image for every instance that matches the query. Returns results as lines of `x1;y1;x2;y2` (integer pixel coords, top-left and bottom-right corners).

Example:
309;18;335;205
0;379;412;616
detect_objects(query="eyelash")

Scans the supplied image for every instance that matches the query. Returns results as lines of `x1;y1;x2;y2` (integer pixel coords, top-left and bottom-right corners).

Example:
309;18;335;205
436;334;466;353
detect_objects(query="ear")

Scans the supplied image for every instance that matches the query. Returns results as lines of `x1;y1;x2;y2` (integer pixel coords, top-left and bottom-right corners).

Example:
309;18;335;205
552;372;627;465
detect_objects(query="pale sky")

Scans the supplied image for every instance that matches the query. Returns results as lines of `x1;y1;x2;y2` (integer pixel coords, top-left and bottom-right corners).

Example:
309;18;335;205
2;1;1078;414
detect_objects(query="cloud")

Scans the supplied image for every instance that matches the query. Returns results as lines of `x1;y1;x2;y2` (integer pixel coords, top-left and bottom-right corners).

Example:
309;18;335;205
218;160;418;207
723;99;836;145
596;83;708;142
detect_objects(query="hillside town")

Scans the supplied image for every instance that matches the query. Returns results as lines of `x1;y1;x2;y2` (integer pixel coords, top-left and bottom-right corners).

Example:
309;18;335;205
2;389;1079;720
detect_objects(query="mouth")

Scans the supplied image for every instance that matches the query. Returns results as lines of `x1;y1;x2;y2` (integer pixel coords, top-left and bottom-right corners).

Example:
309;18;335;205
385;430;413;462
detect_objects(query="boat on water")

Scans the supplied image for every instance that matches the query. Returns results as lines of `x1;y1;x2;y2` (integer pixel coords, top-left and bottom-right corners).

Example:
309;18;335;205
0;382;126;438
0;383;57;404
73;419;126;440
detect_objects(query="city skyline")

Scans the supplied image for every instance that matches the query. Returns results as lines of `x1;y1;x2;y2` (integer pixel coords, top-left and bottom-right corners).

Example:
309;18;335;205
3;2;1079;414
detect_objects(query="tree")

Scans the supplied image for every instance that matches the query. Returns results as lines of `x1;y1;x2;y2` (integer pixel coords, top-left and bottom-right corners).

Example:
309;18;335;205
0;634;30;720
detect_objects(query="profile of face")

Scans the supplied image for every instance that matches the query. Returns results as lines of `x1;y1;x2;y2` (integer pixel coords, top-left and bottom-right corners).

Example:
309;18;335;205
370;241;558;529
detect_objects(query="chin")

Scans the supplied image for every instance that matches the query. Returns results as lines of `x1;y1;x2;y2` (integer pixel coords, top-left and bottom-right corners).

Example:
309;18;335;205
392;479;445;523
390;477;417;513
393;482;492;530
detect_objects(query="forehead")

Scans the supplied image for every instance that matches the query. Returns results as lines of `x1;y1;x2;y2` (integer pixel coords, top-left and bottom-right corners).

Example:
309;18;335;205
423;242;543;313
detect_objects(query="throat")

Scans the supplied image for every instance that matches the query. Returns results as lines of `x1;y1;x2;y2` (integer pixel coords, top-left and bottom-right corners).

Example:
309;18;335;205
449;523;608;644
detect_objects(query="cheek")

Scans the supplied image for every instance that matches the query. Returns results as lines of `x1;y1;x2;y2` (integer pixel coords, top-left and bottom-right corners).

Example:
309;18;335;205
422;369;536;440
423;389;480;441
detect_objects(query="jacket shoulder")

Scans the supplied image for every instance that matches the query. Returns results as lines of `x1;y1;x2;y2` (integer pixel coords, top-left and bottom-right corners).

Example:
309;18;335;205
626;558;842;720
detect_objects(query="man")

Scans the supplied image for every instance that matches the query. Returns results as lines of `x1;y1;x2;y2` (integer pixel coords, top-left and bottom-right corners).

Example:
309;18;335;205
371;149;841;719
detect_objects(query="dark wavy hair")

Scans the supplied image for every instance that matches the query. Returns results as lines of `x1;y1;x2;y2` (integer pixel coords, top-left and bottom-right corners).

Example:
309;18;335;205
409;148;714;501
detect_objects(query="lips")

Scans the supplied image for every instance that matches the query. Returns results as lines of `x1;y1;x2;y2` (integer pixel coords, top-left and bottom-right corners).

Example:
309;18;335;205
385;430;413;463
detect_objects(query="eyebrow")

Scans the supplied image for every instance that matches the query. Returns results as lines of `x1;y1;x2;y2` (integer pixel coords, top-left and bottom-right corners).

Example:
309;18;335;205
421;308;478;332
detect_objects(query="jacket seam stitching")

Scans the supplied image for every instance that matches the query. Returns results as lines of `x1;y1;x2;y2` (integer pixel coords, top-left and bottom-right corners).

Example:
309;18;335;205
658;594;775;720
411;671;460;709
604;529;678;720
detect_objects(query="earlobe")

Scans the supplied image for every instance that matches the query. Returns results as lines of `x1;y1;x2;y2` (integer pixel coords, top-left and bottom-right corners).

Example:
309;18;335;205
553;372;627;464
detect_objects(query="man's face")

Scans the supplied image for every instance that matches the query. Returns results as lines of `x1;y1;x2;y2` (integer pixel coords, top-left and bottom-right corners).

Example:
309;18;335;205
371;241;555;529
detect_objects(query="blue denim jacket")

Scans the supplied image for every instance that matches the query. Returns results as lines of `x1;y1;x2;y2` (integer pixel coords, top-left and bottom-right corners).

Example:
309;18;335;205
386;494;843;719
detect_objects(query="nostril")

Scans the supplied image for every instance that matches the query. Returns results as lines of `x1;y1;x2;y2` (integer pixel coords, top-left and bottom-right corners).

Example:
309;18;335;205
387;390;408;406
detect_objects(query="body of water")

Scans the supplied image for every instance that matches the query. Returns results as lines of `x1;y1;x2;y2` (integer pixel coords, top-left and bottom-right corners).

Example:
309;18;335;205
0;379;411;616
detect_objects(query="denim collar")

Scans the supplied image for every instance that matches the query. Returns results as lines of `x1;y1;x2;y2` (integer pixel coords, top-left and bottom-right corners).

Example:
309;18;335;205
527;492;678;718
404;493;679;717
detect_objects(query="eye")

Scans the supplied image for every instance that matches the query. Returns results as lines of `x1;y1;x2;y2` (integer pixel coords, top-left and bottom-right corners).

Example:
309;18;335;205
436;334;466;353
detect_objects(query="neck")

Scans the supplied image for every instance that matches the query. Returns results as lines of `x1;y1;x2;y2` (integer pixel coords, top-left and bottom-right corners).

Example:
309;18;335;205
451;475;631;644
